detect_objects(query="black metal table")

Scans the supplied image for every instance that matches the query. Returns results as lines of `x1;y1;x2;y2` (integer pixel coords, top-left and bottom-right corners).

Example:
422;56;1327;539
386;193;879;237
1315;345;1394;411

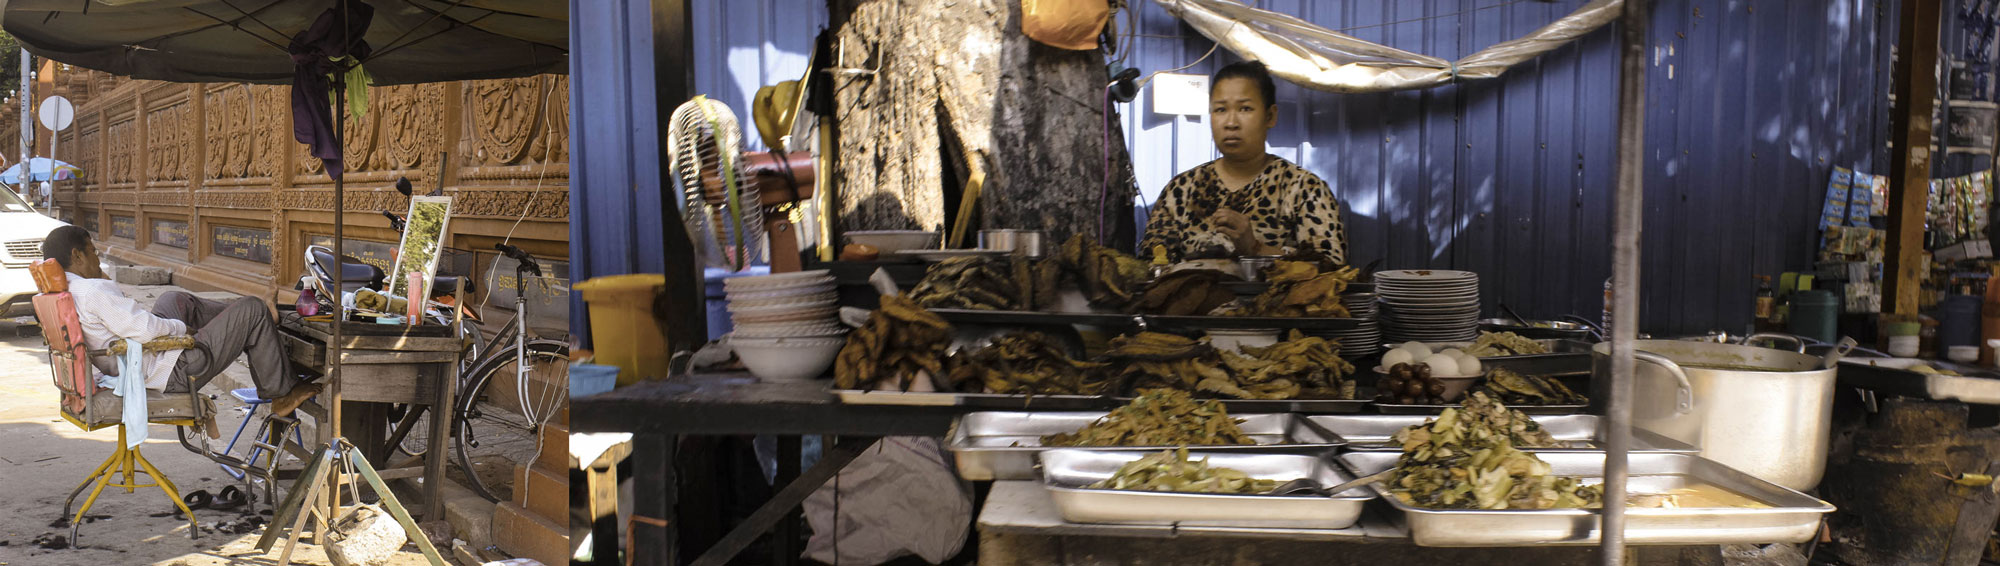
570;373;974;565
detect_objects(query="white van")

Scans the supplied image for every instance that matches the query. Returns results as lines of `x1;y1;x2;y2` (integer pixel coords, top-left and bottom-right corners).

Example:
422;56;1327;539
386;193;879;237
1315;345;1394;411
0;191;70;315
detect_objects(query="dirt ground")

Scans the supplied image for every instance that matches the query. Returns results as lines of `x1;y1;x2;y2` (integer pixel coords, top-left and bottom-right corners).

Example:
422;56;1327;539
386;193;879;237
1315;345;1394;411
0;283;441;566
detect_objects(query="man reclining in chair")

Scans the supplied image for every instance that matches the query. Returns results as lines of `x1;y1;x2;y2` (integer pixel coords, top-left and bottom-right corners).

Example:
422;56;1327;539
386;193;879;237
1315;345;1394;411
41;226;322;429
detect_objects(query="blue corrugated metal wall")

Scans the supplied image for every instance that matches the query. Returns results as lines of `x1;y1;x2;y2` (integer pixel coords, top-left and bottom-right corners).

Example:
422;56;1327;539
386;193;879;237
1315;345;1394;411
570;0;668;346
573;0;1902;340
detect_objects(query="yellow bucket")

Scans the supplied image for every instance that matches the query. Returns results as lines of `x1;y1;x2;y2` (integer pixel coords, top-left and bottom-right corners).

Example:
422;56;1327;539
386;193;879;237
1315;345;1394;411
576;274;668;385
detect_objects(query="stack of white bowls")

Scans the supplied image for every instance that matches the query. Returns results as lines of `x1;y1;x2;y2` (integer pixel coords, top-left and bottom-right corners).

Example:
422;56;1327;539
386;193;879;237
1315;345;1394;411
725;270;847;382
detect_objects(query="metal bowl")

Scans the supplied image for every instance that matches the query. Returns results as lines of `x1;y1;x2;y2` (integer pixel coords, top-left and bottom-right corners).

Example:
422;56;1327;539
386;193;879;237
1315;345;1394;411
1237;256;1281;281
978;229;1044;258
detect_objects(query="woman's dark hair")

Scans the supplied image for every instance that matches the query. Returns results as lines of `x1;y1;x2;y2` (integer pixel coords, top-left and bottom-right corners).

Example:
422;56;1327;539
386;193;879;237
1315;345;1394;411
42;225;91;269
1211;60;1277;109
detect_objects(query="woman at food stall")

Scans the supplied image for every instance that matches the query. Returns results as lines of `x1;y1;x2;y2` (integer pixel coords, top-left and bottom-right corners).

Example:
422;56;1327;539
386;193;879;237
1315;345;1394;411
1138;60;1348;264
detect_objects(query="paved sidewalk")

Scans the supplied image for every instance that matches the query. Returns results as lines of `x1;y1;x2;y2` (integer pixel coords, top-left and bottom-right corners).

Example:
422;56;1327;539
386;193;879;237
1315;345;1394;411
0;281;441;566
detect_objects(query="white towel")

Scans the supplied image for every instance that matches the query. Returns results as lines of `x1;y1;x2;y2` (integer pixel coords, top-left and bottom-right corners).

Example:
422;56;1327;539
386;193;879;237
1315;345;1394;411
112;337;147;448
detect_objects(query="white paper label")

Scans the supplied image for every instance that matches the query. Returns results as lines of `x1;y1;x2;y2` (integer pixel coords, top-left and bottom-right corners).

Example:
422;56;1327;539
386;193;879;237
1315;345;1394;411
1151;73;1209;117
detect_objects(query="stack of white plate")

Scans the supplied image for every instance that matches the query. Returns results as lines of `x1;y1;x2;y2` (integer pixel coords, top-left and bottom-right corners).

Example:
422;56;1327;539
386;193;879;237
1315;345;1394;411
1323;292;1381;359
1375;269;1480;343
726;270;845;338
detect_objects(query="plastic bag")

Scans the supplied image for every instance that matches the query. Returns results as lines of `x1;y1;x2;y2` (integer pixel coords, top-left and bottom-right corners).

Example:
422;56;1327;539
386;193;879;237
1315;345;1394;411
1022;0;1110;51
803;437;971;565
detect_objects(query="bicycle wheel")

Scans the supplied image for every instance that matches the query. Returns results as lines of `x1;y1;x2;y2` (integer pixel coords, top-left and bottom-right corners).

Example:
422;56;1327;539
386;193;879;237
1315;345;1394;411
394;323;484;459
454;339;569;502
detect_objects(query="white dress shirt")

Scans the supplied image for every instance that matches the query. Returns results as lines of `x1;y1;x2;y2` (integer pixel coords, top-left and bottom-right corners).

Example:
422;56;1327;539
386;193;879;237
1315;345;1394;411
64;273;186;389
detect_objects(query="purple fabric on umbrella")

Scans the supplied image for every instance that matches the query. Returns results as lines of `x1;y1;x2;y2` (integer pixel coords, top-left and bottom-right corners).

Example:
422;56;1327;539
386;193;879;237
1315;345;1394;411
290;2;375;182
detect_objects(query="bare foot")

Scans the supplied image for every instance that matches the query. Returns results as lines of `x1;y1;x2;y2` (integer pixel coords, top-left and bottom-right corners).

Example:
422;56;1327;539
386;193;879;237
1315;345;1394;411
269;383;323;417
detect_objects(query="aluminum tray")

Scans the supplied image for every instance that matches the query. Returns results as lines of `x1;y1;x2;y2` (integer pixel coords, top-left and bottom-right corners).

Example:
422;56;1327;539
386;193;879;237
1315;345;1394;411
1339;452;1834;547
832;389;1114;409
1373;402;1586;415
1836;358;2000;406
1110;397;1372;414
1039;448;1373;529
1143;314;1362;332
1308;414;1698;453
1417;338;1595;376
929;308;1141;328
948;412;1344;481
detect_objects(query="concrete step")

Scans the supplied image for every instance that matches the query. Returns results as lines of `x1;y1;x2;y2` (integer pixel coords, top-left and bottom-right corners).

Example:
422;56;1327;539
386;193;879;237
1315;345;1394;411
493;500;570;566
537;422;569;471
513;462;568;522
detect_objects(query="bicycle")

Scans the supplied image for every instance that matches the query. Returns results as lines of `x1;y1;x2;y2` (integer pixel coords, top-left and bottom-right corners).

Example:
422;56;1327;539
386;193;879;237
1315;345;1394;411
384;243;569;502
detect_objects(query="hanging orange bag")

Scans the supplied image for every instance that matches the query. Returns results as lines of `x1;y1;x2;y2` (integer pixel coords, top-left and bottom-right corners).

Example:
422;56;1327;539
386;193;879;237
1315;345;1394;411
1021;0;1111;51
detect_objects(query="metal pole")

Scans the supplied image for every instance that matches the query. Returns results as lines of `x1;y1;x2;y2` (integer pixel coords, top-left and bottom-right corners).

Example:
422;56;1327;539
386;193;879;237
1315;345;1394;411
1602;0;1650;563
19;49;30;193
47;107;56;211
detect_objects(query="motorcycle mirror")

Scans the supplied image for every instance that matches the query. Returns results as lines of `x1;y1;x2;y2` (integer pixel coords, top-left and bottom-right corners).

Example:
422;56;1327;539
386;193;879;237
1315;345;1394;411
395;176;413;197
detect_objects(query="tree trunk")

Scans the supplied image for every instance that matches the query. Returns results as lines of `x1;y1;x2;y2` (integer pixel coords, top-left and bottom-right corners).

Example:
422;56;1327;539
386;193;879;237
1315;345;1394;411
829;0;1137;251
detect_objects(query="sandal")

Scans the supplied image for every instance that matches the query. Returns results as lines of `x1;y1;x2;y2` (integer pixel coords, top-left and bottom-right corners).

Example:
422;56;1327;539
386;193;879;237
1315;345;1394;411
181;490;213;511
210;486;248;511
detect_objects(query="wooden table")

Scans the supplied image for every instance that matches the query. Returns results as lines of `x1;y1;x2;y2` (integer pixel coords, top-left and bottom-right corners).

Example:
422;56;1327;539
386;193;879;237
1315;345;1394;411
277;311;463;522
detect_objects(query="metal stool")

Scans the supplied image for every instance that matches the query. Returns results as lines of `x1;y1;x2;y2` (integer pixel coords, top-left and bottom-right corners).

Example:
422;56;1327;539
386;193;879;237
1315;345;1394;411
218;388;305;484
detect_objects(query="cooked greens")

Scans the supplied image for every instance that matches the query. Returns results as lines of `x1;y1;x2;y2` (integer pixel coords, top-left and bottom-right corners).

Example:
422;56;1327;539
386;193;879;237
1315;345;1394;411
1087;448;1281;494
1385;392;1602;509
1040;389;1256;447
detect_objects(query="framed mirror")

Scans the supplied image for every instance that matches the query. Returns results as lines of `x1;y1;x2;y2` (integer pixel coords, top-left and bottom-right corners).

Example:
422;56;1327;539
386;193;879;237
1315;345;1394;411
390;196;453;298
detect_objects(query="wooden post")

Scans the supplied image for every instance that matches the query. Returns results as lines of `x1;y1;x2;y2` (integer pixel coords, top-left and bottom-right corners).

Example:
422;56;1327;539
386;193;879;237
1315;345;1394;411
1888;0;1943;315
653;0;707;358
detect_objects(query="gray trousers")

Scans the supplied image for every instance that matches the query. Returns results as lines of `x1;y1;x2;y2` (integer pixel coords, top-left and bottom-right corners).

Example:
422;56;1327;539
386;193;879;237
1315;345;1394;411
154;291;298;400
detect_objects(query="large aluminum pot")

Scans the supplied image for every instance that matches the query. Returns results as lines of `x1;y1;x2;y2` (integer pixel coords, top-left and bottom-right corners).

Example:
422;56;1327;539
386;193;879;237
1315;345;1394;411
1590;335;1835;490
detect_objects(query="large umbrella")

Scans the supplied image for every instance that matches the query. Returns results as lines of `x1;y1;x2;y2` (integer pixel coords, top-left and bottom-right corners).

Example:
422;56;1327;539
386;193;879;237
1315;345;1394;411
0;0;567;538
0;157;79;184
3;0;565;86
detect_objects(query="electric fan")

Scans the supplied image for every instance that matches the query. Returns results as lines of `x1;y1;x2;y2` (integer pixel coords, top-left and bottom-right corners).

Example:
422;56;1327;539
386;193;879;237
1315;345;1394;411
668;95;765;271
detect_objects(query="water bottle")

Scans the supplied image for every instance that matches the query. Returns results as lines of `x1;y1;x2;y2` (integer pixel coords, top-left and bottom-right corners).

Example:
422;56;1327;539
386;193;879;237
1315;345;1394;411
1602;277;1613;332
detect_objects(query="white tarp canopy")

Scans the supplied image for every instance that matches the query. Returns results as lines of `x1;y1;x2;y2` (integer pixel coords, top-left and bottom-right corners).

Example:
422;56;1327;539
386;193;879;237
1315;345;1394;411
1154;0;1621;93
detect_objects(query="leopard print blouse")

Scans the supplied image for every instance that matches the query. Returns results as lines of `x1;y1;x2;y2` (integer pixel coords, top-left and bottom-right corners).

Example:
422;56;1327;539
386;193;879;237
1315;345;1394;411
1138;155;1348;264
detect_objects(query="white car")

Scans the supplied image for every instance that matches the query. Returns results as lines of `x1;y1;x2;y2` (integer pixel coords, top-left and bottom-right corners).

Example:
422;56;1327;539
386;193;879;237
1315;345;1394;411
0;191;70;315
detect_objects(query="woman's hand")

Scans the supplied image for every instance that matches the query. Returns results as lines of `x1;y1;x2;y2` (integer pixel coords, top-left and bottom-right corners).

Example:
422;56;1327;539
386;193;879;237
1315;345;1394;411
1207;208;1261;254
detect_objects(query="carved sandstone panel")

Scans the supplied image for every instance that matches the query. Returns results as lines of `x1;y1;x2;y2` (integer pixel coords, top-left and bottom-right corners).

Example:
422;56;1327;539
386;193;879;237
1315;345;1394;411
382;83;446;171
252;86;285;178
205;86;253;179
106;117;135;184
471;77;540;166
146;103;187;182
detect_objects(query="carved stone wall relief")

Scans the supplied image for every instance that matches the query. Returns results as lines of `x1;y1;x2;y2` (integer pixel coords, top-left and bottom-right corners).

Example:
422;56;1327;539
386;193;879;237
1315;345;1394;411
471;77;539;165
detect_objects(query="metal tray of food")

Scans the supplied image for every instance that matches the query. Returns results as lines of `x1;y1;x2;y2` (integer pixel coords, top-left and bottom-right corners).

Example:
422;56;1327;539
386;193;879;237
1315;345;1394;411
832;389;1114;409
1836;358;2000;406
1142;315;1362;332
1039;448;1373;529
1373;402;1586;415
948;412;1345;481
1110;397;1372;414
929;308;1141;328
1308;414;1698;453
1338;452;1834;547
1415;338;1594;376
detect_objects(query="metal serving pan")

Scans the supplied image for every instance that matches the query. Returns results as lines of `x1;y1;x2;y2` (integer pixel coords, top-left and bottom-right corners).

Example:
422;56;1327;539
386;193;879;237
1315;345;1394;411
1339;452;1834;547
831;389;1114;409
1039;448;1373;529
1373;402;1586;415
1308;414;1698;453
948;412;1344;481
1112;397;1372;414
1836;358;2000;406
1414;338;1595;376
